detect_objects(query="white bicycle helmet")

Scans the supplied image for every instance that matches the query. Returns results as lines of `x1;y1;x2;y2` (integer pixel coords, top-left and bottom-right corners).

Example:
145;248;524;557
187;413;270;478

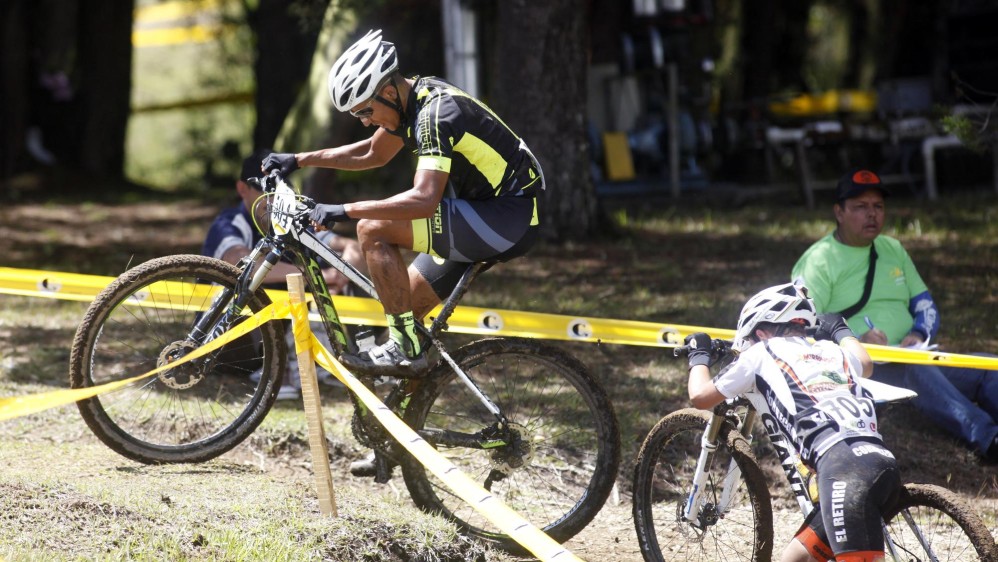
327;29;399;112
733;282;817;352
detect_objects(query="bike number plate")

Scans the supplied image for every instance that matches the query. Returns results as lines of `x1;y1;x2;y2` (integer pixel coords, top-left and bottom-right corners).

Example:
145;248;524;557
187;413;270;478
271;182;299;235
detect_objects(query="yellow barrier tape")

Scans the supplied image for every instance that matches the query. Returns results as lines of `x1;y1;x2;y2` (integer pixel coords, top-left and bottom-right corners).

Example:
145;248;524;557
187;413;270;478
1;266;996;370
0;267;733;345
311;342;581;562
0;302;287;422
862;343;998;369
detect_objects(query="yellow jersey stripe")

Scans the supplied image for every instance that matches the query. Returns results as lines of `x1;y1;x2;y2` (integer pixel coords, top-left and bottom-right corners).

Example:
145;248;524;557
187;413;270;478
417;155;452;173
453;133;506;189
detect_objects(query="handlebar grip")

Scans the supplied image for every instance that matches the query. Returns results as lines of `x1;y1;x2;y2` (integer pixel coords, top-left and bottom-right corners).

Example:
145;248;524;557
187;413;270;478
673;339;733;358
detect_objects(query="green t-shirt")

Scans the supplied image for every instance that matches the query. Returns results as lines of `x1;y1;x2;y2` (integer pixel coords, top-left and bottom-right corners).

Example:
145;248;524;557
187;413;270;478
791;233;928;345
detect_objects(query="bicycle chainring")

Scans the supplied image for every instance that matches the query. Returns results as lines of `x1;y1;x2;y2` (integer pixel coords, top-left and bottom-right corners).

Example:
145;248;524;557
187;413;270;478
351;408;391;450
348;380;401;450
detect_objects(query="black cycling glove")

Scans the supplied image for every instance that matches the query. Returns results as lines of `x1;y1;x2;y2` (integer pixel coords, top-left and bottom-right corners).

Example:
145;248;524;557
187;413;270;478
309;204;350;228
684;332;713;369
261;152;299;176
814;313;855;344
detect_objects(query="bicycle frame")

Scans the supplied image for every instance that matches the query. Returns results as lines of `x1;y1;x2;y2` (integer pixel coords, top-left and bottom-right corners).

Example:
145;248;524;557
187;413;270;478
195;175;509;432
681;385;945;560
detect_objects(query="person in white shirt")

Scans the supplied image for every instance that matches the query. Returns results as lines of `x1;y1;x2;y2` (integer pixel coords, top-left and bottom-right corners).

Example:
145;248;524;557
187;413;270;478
685;282;899;562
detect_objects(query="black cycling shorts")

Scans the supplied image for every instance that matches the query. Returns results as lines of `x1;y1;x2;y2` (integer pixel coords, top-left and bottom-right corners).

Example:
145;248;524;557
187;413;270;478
796;438;901;560
411;195;539;299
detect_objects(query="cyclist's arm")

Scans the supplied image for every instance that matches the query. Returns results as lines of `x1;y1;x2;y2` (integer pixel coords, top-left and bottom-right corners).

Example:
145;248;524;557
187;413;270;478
342;168;447;220
838;336;873;378
296;128;404;171
688;364;726;410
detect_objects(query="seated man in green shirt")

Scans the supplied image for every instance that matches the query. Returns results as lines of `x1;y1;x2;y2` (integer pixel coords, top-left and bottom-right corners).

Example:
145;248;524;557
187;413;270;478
792;169;998;462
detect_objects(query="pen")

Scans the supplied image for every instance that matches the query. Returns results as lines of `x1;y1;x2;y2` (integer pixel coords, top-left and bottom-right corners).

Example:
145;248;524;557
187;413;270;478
864;316;875;330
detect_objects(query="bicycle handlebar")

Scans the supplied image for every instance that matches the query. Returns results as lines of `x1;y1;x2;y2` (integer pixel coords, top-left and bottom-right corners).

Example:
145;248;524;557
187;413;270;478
673;338;733;358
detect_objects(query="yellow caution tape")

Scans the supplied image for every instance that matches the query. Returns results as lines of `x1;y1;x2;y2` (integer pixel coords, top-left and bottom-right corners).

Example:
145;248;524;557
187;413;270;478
0;267;732;345
0;302;288;422
311;341;581;562
1;266;996;370
862;343;998;369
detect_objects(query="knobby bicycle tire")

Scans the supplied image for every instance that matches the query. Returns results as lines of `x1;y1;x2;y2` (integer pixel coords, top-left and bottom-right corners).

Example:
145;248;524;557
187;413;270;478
883;483;998;562
69;255;286;464
400;337;621;555
632;408;774;562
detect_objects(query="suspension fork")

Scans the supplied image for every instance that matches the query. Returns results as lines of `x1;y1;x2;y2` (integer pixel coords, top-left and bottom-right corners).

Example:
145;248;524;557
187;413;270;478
683;410;727;526
187;245;276;344
716;408;757;514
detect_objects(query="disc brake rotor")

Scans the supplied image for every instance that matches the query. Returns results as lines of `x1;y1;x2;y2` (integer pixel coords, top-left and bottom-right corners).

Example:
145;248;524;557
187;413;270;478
157;340;205;389
489;422;534;474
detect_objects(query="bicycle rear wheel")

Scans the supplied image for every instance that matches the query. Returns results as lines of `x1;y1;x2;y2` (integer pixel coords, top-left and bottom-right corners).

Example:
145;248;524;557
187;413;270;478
69;255;286;464
632;408;773;562
883;483;997;561
400;337;621;555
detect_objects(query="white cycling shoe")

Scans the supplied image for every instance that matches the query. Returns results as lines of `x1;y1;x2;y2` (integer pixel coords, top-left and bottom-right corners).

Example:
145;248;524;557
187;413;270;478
340;339;429;378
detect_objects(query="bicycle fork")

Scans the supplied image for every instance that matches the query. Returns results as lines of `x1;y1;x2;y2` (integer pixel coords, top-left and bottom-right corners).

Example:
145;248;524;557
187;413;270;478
188;245;276;346
683;412;725;528
683;408;756;529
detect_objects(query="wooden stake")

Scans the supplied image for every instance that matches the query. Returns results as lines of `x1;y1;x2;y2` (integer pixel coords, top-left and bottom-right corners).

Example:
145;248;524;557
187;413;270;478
287;274;337;517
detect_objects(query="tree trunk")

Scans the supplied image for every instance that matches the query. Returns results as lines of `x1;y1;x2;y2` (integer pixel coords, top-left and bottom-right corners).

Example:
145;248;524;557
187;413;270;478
0;0;30;186
490;0;598;241
76;0;134;177
250;0;327;150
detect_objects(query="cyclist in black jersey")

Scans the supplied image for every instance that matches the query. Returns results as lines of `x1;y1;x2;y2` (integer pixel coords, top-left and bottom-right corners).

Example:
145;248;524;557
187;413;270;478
261;29;545;379
685;283;901;562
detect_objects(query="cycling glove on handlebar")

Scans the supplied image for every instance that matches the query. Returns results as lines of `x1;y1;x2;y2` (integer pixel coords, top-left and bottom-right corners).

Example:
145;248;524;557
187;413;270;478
310;204;350;228
685;332;713;369
261;152;299;176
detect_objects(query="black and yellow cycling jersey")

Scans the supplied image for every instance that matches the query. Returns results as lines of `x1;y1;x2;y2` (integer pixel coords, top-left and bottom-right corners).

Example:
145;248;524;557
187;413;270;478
401;75;544;201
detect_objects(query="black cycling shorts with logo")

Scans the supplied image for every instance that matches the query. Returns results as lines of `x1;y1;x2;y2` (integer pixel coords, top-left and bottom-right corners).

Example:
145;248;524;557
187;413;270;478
411;195;539;299
795;438;901;560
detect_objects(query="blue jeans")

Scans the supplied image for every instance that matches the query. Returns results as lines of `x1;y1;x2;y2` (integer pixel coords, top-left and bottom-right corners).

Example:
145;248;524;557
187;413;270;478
873;358;998;455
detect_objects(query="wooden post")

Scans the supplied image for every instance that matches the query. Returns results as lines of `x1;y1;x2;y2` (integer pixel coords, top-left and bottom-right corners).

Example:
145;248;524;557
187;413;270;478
286;274;337;517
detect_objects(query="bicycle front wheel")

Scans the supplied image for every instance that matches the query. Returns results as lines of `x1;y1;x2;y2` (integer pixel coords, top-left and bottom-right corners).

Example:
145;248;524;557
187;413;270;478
400;337;621;555
883;483;997;561
632;408;773;562
69;255;286;464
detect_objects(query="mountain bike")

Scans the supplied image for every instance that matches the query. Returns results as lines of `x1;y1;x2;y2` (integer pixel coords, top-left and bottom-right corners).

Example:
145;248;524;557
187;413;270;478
68;171;621;554
631;340;997;562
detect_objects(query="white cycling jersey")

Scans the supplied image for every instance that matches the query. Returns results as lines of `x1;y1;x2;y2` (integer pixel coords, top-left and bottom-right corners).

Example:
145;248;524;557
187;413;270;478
714;336;882;466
